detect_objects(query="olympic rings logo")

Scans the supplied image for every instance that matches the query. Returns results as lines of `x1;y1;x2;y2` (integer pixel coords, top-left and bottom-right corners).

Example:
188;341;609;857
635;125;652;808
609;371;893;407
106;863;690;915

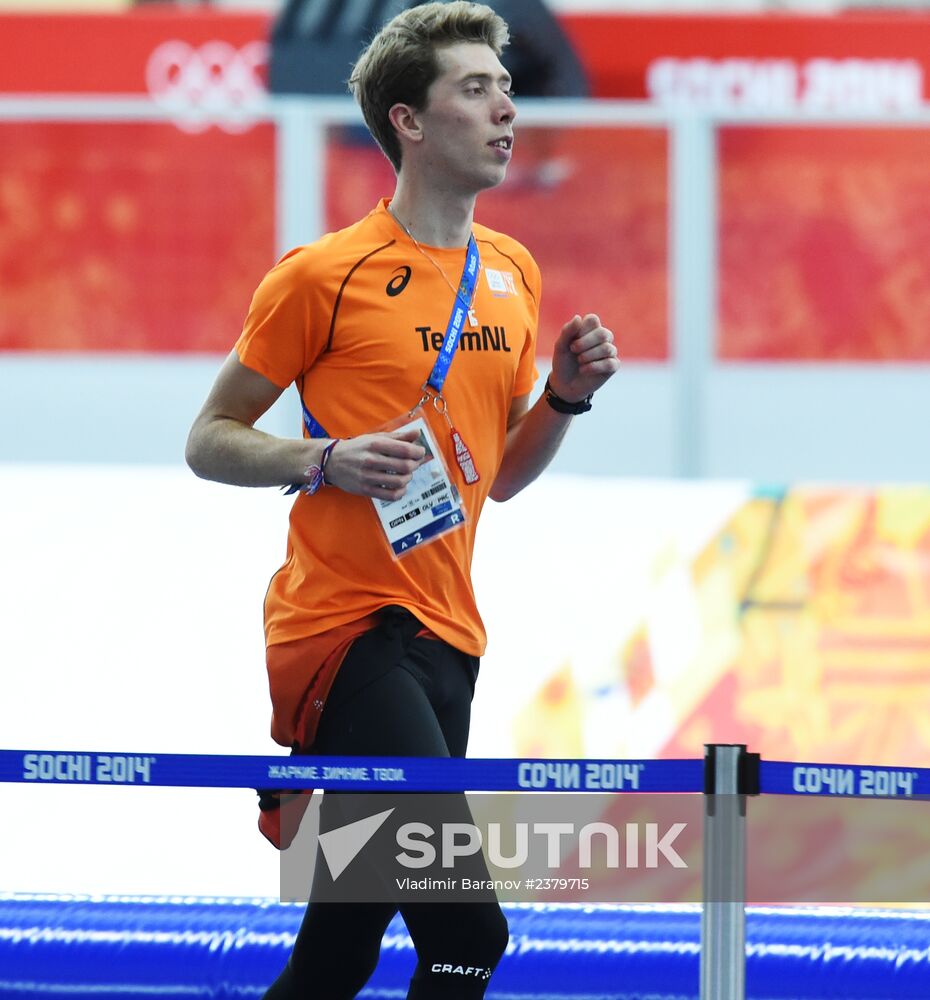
146;40;269;134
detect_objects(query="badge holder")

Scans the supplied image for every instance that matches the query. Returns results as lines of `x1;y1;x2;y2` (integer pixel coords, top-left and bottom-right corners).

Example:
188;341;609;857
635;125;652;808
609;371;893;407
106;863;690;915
371;395;468;559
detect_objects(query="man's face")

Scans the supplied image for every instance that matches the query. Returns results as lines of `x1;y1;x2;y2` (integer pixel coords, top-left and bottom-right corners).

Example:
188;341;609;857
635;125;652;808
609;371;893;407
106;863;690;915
412;42;516;194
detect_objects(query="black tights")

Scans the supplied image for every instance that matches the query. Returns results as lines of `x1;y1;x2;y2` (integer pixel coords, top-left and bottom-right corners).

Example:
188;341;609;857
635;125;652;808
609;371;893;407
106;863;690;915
263;610;509;999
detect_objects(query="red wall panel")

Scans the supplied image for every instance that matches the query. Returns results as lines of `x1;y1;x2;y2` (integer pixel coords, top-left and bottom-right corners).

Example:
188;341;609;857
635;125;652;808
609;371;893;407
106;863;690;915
0;122;276;352
719;128;930;360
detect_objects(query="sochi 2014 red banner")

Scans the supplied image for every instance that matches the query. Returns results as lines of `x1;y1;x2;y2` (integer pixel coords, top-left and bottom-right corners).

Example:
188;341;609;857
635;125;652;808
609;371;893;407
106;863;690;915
6;10;930;109
559;13;930;110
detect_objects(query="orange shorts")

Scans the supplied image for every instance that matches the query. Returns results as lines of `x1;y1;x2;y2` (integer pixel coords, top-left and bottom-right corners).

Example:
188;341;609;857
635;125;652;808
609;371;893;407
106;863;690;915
265;610;439;750
265;614;380;750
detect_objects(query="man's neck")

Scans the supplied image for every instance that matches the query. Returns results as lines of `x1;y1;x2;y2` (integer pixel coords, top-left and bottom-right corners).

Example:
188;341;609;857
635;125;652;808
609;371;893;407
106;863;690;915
388;175;476;249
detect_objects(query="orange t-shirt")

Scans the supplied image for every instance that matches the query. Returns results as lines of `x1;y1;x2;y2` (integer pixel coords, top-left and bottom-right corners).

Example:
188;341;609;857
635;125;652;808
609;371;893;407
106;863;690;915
236;199;540;657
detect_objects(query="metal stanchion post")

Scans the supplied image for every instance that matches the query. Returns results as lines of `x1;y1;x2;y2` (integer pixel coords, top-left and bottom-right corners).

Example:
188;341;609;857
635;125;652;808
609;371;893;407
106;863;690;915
700;744;759;1000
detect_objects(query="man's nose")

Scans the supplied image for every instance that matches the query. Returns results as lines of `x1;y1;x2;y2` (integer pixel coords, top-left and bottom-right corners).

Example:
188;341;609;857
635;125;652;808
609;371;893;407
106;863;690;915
495;90;516;123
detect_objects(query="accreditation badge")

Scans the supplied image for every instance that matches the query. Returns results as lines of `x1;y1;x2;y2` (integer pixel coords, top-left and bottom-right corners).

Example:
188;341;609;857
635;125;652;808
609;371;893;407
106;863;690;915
372;414;467;558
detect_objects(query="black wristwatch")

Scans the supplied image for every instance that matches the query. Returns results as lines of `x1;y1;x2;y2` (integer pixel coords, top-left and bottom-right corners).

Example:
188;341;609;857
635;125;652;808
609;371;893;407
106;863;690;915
543;377;593;415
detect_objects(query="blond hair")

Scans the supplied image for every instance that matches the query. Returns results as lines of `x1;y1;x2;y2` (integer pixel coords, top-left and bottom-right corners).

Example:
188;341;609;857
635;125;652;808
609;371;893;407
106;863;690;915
349;2;509;171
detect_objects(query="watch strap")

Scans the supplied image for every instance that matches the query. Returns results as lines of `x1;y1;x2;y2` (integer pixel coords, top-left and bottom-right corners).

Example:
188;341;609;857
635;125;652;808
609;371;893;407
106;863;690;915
544;377;593;415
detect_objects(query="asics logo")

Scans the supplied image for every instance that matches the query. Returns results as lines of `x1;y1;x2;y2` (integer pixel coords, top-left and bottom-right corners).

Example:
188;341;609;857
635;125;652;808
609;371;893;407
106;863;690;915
386;266;412;297
145;40;268;134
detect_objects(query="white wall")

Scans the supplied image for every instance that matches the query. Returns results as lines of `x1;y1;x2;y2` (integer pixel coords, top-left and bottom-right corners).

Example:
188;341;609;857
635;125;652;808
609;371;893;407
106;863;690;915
0;464;747;897
1;353;926;483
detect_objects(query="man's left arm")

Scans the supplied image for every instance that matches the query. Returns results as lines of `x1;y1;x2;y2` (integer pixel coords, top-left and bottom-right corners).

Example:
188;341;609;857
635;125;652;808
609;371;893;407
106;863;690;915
490;313;619;501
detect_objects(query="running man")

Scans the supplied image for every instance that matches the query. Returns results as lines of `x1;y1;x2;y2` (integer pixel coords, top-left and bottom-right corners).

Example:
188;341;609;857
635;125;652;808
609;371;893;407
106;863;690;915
186;3;619;997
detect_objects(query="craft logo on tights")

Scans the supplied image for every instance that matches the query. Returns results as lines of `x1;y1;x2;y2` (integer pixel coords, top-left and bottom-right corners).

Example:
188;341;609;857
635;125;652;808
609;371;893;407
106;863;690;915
431;964;492;980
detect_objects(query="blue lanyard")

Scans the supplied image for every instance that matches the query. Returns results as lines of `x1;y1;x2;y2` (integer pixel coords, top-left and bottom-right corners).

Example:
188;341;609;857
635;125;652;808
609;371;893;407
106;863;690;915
298;235;480;438
425;234;480;394
297;399;328;440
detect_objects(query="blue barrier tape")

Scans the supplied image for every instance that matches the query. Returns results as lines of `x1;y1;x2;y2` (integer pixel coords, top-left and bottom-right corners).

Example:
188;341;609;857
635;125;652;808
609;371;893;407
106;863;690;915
0;749;704;793
761;760;930;798
10;750;930;798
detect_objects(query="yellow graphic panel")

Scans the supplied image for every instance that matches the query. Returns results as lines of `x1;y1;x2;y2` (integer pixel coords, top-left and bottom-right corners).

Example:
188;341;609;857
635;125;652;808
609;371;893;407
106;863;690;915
509;486;930;769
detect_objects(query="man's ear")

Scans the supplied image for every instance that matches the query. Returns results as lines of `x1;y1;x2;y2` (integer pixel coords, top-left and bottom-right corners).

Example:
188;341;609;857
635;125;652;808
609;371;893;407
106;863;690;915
388;103;424;146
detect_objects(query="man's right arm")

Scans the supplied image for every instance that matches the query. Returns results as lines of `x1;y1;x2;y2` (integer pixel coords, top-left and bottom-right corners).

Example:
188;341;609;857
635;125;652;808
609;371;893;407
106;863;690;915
185;350;315;487
185;351;425;500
